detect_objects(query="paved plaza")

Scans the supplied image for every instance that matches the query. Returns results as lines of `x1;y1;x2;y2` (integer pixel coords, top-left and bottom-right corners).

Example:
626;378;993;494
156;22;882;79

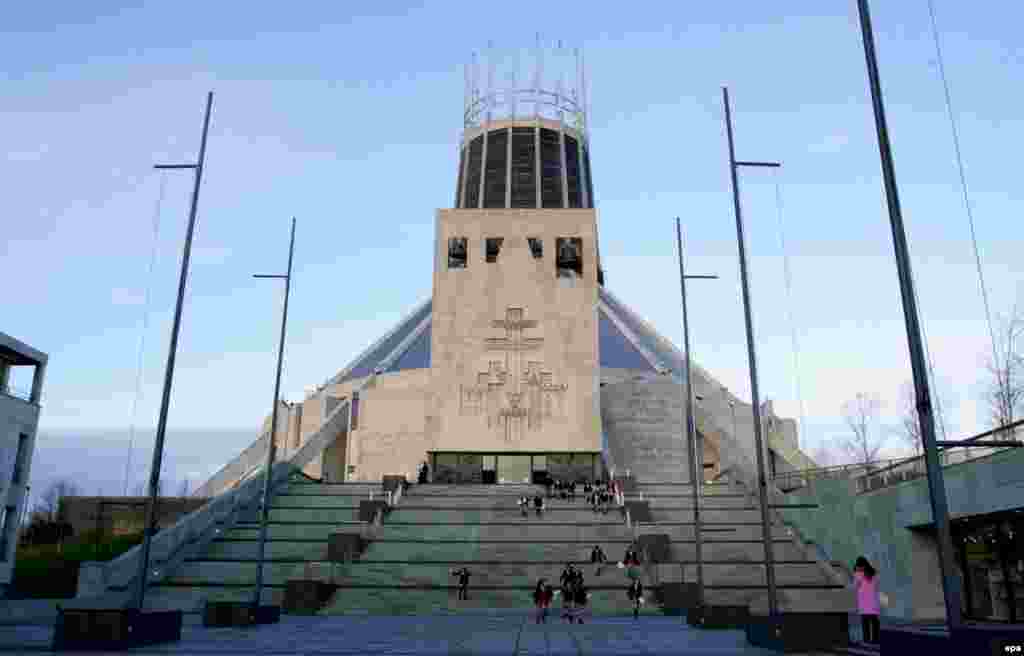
0;613;819;655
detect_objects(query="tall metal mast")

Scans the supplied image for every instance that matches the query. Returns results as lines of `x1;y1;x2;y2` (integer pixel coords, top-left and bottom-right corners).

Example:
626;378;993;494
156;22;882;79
133;91;214;611
721;86;781;617
855;0;962;632
252;218;297;607
675;218;718;614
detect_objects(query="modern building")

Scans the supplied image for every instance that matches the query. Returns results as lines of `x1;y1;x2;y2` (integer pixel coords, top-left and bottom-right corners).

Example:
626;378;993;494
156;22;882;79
195;46;816;498
0;332;47;595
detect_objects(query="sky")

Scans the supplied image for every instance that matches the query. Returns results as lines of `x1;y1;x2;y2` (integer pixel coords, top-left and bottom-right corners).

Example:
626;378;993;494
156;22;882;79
3;1;1022;499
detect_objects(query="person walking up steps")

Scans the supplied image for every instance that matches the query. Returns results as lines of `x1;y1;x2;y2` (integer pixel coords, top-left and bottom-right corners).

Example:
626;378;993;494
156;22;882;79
590;544;607;576
533;578;553;624
852;556;881;644
533;493;545;517
627;578;644;620
451;567;471;601
518;495;529;517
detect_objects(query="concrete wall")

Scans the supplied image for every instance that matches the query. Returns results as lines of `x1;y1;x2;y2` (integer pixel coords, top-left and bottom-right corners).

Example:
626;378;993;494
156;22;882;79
777;446;1024;621
346;369;431;482
601;379;693;482
0;392;38;588
58;496;210;538
430;208;601;455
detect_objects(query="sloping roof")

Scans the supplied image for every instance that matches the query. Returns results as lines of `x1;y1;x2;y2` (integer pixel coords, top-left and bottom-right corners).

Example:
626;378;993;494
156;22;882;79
331;289;673;383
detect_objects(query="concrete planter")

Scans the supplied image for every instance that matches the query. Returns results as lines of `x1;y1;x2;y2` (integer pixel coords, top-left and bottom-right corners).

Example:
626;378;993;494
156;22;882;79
687;605;749;629
358;500;389;523
636;534;670;562
52;608;182;651
623;501;652;523
745;612;850;652
382;476;406;493
880;624;1024;656
283;580;337;615
657;582;700;615
202;601;281;627
328;533;365;562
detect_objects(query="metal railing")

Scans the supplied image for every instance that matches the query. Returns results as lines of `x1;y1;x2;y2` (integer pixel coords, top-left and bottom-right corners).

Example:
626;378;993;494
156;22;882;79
855;425;1022;494
772;458;912;491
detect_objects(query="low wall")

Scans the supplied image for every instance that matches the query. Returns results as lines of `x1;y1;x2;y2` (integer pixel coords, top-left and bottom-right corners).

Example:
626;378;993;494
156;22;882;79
59;496;210;537
777;445;1024;621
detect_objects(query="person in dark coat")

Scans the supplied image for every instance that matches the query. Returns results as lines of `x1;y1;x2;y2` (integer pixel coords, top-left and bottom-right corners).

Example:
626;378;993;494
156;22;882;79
569;481;576;501
627;579;644;619
451;567;471;600
544;477;553;499
533;494;544;517
417;461;429;484
590;544;607;576
559;565;576;620
571;581;589;624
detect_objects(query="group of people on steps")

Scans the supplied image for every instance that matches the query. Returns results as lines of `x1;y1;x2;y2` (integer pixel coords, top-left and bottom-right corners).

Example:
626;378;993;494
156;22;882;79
435;468;883;638
517;478;622;517
531;557;646;624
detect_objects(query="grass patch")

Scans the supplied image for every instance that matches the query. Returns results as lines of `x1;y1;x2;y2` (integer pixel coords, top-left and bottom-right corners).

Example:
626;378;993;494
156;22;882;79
10;531;144;599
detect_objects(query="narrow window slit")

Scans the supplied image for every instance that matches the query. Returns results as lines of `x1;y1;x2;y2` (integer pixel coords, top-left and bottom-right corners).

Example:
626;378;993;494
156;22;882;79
556;237;583;278
448;237;468;269
485;237;503;263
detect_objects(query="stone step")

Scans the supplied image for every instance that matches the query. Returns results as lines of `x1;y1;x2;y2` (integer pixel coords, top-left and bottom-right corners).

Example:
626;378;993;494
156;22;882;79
282;483;381;496
385;508;629;524
267;507;361;523
272;495;365;509
648;562;833;586
633;525;793;541
319;586;665;617
362;539;809;564
142;585;284;613
406;485;543;496
204;540;329;561
226;523;364;541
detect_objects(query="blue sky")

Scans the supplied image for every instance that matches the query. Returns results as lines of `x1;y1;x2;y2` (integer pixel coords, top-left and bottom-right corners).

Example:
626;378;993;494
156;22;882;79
3;1;1022;496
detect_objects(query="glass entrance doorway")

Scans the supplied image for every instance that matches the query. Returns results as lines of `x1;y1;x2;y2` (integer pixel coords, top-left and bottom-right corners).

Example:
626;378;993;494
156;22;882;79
954;510;1024;623
498;455;531;484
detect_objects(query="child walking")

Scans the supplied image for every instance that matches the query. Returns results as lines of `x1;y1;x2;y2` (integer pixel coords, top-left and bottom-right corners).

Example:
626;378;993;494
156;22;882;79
852;556;880;644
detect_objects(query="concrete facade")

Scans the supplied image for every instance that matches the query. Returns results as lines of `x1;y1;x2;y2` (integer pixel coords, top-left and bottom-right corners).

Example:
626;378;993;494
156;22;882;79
430;208;600;456
0;332;47;594
776;445;1024;622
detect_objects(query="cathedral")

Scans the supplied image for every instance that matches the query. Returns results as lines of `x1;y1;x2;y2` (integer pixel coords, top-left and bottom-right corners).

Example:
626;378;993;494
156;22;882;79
196;47;815;497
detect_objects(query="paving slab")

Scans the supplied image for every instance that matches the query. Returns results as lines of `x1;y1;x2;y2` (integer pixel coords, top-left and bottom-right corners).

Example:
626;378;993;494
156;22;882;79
0;614;825;655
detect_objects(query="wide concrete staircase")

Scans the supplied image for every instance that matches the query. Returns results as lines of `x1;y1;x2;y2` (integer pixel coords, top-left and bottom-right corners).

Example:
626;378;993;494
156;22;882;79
603;378;847;612
141;479;379;611
142;478;664;616
317;483;664;616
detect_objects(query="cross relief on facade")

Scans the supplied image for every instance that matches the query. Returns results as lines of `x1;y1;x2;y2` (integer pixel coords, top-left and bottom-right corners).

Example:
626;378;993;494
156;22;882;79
458;307;568;442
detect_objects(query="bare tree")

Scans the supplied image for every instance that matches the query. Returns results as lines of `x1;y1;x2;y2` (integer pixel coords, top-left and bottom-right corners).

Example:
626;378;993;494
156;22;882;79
810;442;842;468
841;393;886;465
36;479;81;521
983;305;1024;438
896;380;953;457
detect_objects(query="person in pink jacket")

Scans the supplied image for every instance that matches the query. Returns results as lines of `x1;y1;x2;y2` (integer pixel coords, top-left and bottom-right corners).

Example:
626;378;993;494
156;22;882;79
852;556;880;644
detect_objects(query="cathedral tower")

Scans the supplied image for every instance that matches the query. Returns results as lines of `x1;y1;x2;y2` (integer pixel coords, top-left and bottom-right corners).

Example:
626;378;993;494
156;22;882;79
427;44;603;483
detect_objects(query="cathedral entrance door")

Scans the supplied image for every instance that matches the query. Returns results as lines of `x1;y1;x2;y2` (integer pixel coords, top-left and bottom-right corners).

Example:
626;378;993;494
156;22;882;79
498;455;531;484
